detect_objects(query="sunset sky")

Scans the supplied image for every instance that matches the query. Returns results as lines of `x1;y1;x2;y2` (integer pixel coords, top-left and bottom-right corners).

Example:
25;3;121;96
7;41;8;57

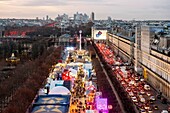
0;0;170;20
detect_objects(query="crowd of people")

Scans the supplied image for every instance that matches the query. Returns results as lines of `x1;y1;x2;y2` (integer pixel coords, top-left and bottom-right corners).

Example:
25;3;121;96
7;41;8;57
69;65;96;112
70;79;86;113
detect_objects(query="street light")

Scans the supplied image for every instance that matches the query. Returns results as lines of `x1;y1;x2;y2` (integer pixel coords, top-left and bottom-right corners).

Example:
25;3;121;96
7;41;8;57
79;30;82;51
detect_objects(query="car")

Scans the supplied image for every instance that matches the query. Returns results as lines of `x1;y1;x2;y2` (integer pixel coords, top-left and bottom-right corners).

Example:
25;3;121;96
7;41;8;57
144;104;150;110
140;109;147;113
129;92;134;97
149;100;154;104
121;81;126;85
135;77;139;81
125;78;130;82
144;84;150;90
150;96;156;101
161;110;168;113
133;82;139;86
148;108;153;113
126;87;131;92
140;78;145;82
129;80;135;86
132;89;138;94
131;96;138;103
140;97;146;103
140;90;145;95
153;105;158;110
146;92;151;96
136;103;143;109
139;94;143;98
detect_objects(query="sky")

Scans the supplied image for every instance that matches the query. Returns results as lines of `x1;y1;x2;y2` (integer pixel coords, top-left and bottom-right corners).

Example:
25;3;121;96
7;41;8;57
0;0;170;20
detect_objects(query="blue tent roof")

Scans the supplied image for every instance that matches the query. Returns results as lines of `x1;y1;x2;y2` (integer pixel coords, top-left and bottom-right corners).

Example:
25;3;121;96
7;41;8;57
29;95;70;113
31;105;68;113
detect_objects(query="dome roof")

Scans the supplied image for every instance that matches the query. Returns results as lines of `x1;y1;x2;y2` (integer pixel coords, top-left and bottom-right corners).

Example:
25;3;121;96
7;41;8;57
49;86;71;95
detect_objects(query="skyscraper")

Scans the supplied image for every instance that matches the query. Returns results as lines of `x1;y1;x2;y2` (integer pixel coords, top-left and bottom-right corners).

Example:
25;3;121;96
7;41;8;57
91;12;94;21
46;15;49;20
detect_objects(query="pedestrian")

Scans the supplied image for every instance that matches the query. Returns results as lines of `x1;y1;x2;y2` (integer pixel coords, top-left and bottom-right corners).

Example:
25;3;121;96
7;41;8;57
59;73;62;80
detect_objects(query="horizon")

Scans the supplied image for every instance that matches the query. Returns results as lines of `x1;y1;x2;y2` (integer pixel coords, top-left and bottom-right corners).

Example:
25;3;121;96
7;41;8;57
0;15;170;21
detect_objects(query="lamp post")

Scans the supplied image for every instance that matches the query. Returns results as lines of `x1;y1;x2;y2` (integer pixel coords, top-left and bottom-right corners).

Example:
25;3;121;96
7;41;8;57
79;30;82;51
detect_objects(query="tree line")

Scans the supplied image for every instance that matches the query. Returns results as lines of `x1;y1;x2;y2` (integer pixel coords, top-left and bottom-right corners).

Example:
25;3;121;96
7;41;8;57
26;22;94;37
0;46;63;113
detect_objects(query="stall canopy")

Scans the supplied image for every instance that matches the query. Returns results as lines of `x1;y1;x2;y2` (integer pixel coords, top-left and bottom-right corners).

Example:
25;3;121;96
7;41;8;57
67;62;84;66
49;86;71;95
84;63;92;70
69;68;77;77
62;70;72;80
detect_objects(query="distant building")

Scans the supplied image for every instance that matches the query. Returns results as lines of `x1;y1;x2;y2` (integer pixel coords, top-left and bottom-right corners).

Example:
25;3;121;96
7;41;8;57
36;17;39;21
46;15;49;20
91;12;95;21
108;16;111;22
0;26;5;37
73;12;89;25
159;35;170;50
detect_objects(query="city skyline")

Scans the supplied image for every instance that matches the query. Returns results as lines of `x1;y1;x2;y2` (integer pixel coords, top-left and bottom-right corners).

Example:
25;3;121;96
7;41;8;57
0;0;170;20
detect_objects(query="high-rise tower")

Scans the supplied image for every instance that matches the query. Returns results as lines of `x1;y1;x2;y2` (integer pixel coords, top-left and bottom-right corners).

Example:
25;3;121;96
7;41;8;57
91;12;94;21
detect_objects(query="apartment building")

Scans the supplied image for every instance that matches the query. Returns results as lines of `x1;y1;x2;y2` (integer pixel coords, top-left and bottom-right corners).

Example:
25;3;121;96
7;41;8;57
135;25;170;99
106;24;170;99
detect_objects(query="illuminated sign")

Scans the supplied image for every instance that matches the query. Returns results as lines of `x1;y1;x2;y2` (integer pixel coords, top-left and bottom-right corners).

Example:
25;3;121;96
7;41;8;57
96;31;102;37
93;30;107;40
96;98;108;110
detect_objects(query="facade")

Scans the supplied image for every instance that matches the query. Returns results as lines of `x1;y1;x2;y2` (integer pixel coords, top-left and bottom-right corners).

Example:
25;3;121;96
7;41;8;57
107;33;134;63
136;25;170;99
